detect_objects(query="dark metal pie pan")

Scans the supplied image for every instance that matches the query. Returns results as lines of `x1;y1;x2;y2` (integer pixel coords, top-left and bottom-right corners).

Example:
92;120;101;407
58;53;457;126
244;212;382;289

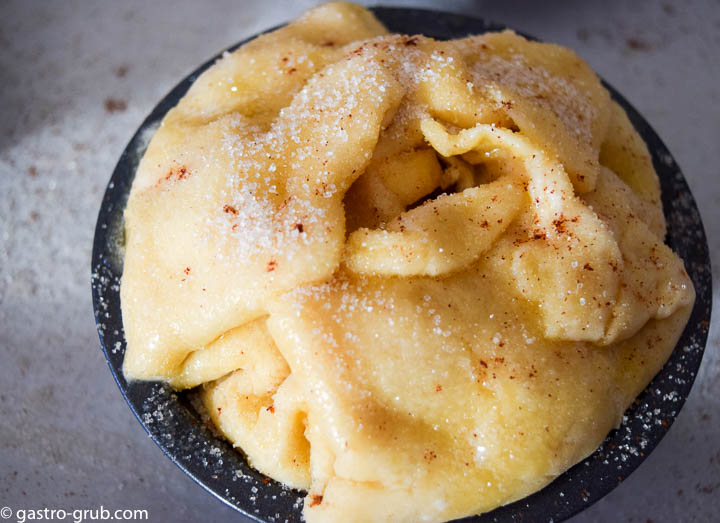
91;7;712;522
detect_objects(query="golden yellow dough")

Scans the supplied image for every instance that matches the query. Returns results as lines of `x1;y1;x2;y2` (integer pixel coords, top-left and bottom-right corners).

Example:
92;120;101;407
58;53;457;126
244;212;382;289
120;3;695;522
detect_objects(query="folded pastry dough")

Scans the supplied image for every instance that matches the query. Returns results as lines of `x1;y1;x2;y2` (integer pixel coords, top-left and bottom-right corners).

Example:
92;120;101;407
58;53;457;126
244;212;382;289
121;3;695;521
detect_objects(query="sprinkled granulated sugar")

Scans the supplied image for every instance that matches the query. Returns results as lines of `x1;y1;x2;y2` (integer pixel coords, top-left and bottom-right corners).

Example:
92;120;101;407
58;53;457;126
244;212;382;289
203;48;404;265
465;47;597;143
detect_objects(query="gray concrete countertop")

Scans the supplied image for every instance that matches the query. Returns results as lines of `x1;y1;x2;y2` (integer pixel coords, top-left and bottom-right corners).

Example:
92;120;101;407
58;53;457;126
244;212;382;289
1;1;718;521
